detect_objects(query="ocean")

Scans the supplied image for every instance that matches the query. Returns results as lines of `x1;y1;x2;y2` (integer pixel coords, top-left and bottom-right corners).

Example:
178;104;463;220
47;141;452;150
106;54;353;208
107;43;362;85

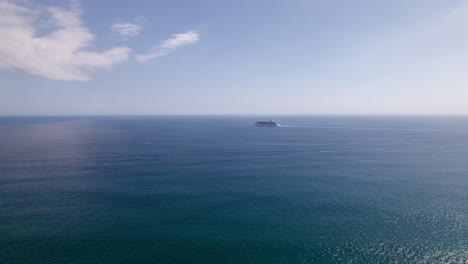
1;116;467;263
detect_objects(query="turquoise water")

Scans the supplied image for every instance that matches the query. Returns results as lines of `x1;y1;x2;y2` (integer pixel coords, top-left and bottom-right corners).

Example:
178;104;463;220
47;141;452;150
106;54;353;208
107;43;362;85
1;116;467;263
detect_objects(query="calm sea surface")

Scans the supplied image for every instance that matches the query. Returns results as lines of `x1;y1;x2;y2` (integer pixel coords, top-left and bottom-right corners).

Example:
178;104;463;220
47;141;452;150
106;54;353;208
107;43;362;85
1;116;467;263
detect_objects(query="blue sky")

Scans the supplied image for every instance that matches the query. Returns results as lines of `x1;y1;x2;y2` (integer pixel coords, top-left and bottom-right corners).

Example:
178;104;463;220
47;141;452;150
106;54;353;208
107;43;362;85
1;0;467;115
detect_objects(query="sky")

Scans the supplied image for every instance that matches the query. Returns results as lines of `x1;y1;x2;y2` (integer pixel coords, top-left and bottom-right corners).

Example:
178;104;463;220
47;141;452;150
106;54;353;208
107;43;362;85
1;0;468;115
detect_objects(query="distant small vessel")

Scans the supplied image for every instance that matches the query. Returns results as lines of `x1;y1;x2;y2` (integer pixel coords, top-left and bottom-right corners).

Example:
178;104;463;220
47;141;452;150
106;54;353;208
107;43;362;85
255;120;280;127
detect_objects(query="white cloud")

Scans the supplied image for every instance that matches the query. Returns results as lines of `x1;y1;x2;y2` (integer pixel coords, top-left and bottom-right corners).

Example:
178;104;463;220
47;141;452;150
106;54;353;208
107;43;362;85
0;0;131;81
136;31;199;62
112;23;142;38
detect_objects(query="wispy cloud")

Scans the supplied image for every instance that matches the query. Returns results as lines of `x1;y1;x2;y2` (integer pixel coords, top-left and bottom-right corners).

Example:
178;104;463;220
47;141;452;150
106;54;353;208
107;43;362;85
0;0;131;81
136;31;199;62
112;23;142;38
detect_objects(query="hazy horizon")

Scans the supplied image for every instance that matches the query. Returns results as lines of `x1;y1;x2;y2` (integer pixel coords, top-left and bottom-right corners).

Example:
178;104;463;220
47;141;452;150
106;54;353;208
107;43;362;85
2;113;468;117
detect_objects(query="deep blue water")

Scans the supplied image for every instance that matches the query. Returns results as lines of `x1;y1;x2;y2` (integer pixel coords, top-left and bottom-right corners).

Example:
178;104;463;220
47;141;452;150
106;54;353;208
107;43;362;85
1;116;467;263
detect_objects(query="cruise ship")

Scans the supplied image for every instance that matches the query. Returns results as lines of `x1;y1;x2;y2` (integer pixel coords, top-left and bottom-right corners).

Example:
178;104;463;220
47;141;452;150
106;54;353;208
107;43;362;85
255;120;280;127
